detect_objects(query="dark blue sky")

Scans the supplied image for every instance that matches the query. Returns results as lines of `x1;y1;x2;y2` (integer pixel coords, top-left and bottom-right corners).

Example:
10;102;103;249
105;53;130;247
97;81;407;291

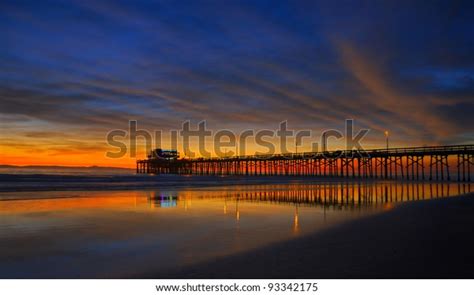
1;0;473;164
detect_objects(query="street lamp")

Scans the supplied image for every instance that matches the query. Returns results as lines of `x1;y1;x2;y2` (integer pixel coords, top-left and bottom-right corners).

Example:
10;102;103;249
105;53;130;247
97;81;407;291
384;130;389;150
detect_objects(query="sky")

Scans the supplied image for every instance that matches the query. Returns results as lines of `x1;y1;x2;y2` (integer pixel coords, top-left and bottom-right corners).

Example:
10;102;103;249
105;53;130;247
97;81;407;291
1;0;473;167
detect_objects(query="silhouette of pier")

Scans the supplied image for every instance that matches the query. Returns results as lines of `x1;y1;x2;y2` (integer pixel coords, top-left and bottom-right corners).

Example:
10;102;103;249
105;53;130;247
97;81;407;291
137;144;474;182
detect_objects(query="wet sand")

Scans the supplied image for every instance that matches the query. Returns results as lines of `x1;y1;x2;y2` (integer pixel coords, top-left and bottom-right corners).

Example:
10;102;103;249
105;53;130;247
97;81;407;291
149;192;474;279
1;173;473;278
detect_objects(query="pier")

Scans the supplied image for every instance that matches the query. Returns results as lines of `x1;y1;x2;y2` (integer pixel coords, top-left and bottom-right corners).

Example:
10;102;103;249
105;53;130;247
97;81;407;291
137;144;474;181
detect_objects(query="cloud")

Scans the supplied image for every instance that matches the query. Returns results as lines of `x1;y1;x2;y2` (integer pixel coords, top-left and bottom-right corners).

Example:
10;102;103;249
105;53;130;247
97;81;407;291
1;0;473;166
336;39;474;143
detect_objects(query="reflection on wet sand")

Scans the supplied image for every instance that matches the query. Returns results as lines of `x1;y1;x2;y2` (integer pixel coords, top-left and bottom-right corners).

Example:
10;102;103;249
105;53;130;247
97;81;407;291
0;181;472;278
1;182;470;215
144;181;471;236
146;181;471;209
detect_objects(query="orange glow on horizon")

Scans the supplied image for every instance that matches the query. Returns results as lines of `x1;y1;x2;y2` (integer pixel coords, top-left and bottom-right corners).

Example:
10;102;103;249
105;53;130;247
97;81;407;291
0;135;440;169
1;151;138;168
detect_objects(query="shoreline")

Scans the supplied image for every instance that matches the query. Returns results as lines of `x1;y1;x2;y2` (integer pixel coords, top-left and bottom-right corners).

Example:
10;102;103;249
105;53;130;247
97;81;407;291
145;193;474;279
0;173;467;193
0;174;398;193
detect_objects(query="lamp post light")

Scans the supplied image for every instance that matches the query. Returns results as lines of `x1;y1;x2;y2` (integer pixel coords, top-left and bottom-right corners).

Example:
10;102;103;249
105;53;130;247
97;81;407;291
384;130;389;150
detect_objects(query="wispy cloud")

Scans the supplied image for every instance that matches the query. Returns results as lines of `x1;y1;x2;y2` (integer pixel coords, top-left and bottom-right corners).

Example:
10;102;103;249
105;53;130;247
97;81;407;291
1;0;473;166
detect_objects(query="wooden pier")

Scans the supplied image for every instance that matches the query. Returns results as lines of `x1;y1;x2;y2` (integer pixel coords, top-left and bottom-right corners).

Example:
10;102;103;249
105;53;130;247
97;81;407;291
137;144;474;181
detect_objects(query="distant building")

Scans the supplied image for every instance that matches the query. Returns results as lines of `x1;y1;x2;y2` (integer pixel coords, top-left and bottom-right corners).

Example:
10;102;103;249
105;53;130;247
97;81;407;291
148;148;179;160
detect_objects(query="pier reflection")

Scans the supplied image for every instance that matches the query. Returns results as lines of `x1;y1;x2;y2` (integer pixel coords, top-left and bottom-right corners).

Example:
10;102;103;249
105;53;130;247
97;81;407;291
144;182;472;211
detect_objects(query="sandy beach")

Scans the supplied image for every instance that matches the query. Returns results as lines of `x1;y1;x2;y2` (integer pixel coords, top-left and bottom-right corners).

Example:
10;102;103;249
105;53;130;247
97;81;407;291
147;192;474;279
1;173;472;278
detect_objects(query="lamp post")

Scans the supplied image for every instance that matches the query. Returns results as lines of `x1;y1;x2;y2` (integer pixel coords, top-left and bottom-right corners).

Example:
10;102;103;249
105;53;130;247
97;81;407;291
384;130;389;179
